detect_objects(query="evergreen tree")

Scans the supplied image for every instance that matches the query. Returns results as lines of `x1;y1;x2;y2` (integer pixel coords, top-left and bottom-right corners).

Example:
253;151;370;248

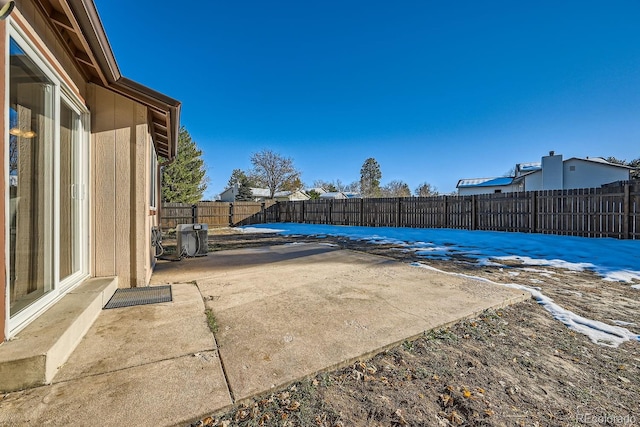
227;168;248;188
631;159;640;179
360;157;382;198
236;175;254;201
161;126;207;203
308;190;321;200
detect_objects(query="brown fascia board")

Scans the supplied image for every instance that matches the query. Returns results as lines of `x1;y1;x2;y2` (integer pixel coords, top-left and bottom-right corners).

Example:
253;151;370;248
64;0;181;159
111;78;181;160
65;0;121;84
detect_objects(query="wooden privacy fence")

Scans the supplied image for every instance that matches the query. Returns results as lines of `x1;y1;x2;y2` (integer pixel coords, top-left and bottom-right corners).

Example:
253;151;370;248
274;182;640;240
160;181;640;239
160;201;276;230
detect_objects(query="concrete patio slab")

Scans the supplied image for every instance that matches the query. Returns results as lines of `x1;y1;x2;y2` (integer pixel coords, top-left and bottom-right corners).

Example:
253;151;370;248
0;283;232;426
153;243;529;402
54;283;213;382
0;351;230;426
1;243;528;426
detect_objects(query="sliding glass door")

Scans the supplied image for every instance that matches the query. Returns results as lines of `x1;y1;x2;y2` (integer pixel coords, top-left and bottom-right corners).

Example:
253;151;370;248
7;27;89;334
59;100;82;283
8;38;55;318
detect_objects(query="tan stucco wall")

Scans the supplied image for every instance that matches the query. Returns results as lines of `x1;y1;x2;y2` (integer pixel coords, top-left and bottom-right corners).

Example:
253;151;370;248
88;84;154;288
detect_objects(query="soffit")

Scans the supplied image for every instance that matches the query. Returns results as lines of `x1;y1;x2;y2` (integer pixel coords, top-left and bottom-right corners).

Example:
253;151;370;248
31;0;180;159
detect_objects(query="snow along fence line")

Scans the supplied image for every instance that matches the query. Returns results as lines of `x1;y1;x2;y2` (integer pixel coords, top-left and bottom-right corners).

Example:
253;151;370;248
268;182;640;240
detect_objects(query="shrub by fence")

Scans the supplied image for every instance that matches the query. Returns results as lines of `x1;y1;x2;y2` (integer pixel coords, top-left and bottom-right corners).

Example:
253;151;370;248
160;181;640;239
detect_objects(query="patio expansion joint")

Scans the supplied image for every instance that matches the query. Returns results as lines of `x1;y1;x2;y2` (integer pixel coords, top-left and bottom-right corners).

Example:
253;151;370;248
52;349;217;386
193;280;236;405
211;331;236;404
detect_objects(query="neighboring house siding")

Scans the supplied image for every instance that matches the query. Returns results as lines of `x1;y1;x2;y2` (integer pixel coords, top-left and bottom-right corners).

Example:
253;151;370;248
523;160;630;191
458;185;519;196
523;172;542;191
563;159;630;189
219;186;237;202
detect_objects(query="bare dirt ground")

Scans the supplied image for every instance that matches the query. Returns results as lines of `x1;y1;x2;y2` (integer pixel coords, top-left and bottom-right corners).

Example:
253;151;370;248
169;228;640;427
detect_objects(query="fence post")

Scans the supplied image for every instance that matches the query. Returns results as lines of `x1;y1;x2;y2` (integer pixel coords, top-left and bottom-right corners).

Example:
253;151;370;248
443;196;448;228
471;195;478;230
276;201;281;222
261;202;266;224
623;183;630;239
531;191;537;234
396;198;402;227
301;201;305;223
329;199;333;225
360;198;364;226
228;203;234;226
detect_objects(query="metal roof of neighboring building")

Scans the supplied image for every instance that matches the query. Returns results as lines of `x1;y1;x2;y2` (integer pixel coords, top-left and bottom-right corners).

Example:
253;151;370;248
568;157;635;168
456;177;514;188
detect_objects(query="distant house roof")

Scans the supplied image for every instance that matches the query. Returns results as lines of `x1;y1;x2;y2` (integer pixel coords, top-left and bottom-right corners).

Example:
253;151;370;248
516;162;542;174
456;177;514;188
250;188;272;198
569;157;635;168
306;187;327;194
319;192;347;199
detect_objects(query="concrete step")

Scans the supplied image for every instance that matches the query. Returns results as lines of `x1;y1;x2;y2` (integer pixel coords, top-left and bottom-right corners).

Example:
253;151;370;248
0;277;118;392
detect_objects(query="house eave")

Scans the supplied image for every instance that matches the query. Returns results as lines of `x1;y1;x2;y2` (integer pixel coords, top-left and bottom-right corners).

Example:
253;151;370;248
58;0;181;159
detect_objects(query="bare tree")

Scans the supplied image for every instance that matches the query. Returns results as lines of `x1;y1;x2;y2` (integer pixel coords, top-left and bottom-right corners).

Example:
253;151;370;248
250;149;301;198
313;179;354;192
415;182;439;197
313;180;338;192
382;180;411;197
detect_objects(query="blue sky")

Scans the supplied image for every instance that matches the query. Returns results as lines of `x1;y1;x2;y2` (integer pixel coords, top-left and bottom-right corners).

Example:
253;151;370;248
94;0;640;198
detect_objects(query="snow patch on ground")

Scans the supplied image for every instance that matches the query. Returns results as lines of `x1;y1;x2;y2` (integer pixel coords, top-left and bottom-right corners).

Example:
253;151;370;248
611;320;636;326
240;226;285;234
241;223;640;286
603;270;640;283
495;255;595;272
410;262;640;348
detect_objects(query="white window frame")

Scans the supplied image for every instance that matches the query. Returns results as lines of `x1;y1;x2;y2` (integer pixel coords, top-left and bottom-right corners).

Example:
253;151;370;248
5;21;91;337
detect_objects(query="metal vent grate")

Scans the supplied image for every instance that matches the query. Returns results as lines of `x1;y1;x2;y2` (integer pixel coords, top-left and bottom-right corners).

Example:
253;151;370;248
104;285;172;309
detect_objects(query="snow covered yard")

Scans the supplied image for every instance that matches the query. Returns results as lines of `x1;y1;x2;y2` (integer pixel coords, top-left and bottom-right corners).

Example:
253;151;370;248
241;223;640;348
